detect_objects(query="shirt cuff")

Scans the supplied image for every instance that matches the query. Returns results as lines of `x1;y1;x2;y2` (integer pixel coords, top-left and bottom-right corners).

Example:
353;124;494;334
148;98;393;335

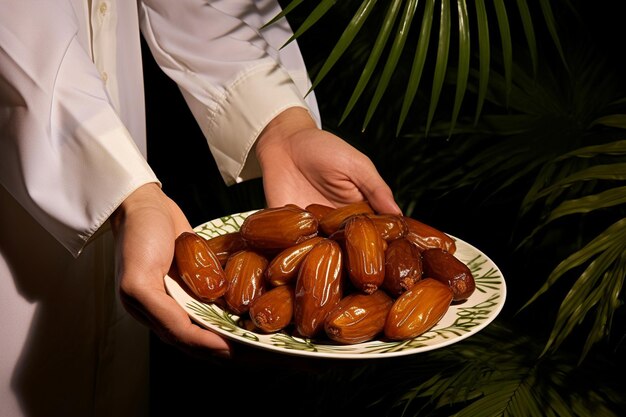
184;63;314;185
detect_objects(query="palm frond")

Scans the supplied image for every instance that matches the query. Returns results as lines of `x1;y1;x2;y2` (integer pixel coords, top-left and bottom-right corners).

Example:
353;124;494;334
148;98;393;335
397;0;436;135
538;0;569;71
472;0;490;126
591;114;626;129
282;0;337;46
448;0;470;138
362;0;419;131
306;0;378;95
516;0;538;76
379;322;625;416
279;0;567;135
340;0;404;125
493;0;513;108
520;218;626;360
424;0;451;136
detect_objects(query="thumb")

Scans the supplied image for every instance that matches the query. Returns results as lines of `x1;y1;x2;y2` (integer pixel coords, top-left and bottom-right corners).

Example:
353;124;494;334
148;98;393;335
355;170;402;215
365;184;402;215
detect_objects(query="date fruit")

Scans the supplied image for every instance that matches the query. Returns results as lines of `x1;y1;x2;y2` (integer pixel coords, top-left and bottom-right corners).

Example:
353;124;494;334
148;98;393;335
174;231;228;302
403;216;457;254
305;203;335;221
294;239;344;338
383;237;423;297
239;205;318;251
249;285;295;333
204;231;247;266
224;250;268;315
421;248;475;301
318;201;374;235
265;236;325;286
366;213;408;241
324;290;393;344
344;214;386;294
384;278;453;340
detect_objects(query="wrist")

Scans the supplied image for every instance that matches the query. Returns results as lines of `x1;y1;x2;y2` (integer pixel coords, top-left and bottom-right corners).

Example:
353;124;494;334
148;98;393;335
255;107;318;159
111;182;162;230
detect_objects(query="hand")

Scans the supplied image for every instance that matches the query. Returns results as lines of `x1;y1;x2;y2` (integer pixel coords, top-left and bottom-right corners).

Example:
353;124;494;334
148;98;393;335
110;183;231;359
255;107;401;214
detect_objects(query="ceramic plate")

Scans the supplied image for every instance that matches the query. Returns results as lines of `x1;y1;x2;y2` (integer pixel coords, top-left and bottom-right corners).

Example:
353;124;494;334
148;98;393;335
164;210;507;359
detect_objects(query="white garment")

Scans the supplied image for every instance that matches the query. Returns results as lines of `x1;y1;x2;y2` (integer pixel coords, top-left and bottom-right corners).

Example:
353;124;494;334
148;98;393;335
0;0;318;416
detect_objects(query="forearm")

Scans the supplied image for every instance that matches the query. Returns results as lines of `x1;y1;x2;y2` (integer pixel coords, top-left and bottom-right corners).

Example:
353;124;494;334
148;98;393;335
139;0;320;185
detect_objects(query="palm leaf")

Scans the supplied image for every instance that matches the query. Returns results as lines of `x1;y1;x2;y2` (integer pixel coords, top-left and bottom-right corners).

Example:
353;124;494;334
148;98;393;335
520;140;626;216
541;186;626;224
521;218;626;308
282;0;337;47
447;0;470;138
541;234;626;359
591;114;626;129
385;322;624;416
362;0;419;131
424;0;451;135
516;0;538;76
534;163;626;196
278;0;567;133
493;0;513;107
473;0;490;125
581;254;625;360
340;0;403;125
307;0;378;94
519;218;626;360
397;0;436;135
262;0;304;28
538;0;569;71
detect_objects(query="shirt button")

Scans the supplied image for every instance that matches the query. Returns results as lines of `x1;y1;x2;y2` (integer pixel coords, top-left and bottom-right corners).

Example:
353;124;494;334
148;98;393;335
99;2;108;15
101;72;108;82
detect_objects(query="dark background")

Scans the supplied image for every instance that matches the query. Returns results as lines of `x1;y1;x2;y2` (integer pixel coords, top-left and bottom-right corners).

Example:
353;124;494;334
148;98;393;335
141;2;626;415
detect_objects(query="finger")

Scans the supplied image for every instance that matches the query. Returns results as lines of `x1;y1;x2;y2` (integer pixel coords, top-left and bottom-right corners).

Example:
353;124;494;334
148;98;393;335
351;165;402;215
121;285;232;358
363;182;402;215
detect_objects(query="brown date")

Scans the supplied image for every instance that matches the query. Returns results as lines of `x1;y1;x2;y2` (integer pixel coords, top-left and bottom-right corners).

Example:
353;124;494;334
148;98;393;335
294;239;344;338
204;231;247;266
403;216;457;254
366;213;408;241
265;236;325;286
383;237;423;297
421;248;475;301
324;290;393;344
223;250;268;315
318;200;374;236
305;203;335;222
344;214;386;294
239;205;318;251
249;285;295;333
174;232;228;302
384;278;453;340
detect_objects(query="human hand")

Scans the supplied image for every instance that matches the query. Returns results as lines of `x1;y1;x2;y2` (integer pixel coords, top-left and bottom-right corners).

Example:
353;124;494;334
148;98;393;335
255;107;401;214
110;183;231;359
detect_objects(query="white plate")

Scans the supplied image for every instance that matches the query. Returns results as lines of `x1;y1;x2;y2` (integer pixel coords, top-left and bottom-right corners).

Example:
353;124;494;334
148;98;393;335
165;210;507;359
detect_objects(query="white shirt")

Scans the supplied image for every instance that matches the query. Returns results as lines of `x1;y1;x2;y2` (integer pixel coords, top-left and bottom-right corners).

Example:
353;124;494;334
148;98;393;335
0;1;318;415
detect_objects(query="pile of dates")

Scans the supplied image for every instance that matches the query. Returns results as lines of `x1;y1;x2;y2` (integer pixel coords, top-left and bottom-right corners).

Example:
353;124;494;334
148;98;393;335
173;201;475;345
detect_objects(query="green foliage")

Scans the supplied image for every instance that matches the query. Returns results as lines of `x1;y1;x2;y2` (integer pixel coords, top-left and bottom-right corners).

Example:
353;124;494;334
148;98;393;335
381;322;626;416
279;0;567;135
273;1;626;416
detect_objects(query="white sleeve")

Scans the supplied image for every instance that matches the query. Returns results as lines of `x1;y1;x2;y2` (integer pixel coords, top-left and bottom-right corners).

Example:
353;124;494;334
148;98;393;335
139;0;321;185
0;1;159;256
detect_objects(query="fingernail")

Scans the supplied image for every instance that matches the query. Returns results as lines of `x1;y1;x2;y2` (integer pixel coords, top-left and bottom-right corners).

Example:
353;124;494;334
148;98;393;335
214;349;231;359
